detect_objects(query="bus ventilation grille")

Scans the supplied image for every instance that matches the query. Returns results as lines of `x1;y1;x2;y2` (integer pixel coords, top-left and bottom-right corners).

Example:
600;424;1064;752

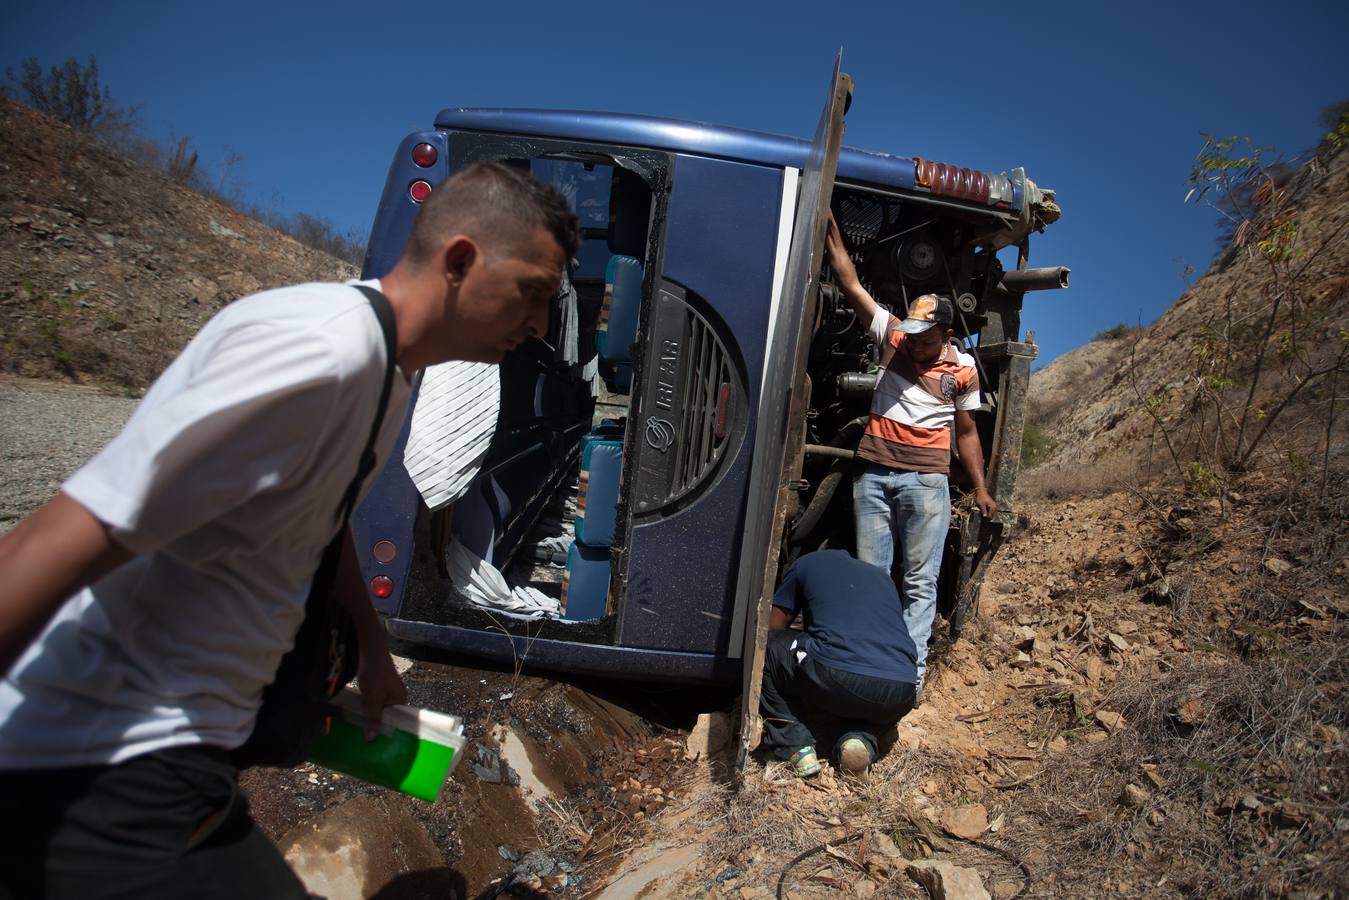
666;310;734;504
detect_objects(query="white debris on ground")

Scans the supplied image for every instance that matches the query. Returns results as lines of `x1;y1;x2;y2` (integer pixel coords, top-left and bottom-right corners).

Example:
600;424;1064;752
444;537;562;620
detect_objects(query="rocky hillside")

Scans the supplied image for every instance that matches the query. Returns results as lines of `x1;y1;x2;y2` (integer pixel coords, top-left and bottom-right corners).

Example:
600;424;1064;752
1024;142;1349;493
0;97;357;389
1;92;1345;898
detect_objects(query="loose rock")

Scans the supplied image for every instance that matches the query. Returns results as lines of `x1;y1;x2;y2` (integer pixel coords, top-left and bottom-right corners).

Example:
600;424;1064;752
1171;697;1207;727
941;803;989;840
280;797;449;900
906;859;991;900
1095;710;1126;732
864;829;908;879
685;711;732;760
1263;558;1293;575
1120;783;1150;808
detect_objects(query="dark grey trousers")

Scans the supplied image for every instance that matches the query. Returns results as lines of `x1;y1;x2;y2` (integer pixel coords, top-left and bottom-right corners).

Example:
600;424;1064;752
760;629;916;763
0;746;308;900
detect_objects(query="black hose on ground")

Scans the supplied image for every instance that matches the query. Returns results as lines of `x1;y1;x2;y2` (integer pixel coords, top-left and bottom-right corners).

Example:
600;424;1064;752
774;825;1034;898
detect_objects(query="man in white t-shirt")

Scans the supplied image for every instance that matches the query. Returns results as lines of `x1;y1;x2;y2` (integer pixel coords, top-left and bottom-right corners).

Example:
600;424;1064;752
0;162;579;898
824;213;998;693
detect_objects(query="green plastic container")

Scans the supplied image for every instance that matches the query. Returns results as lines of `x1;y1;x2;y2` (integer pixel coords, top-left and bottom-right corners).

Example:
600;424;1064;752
308;689;465;802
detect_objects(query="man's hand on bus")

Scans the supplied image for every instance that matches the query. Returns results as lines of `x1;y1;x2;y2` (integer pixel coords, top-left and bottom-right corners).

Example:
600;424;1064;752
825;212;860;289
825;212;880;326
973;487;998;519
954;410;998;520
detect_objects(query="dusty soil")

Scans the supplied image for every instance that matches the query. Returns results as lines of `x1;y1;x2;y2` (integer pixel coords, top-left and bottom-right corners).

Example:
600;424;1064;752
0;97;356;389
244;656;685;898
594;482;1346;899
0;376;137;533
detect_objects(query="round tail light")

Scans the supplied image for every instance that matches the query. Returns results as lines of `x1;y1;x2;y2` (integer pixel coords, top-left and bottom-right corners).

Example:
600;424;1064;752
370;576;394;599
409;180;432;203
411;142;437;168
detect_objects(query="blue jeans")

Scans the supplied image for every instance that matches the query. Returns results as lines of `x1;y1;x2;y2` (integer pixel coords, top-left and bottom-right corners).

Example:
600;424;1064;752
853;464;951;684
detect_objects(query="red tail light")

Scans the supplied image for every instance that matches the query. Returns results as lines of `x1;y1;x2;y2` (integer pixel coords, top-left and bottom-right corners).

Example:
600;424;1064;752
370;576;394;599
715;383;731;439
372;540;397;563
411;143;437;168
409;180;432;203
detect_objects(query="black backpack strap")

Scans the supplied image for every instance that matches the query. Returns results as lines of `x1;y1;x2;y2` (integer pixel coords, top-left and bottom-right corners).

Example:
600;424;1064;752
339;284;399;523
230;283;401;768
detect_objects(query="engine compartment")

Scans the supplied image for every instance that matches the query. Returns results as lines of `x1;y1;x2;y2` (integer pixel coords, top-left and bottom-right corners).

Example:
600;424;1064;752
783;180;1058;566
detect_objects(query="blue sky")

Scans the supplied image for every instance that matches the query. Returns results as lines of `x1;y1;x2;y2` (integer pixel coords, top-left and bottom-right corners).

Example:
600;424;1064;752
4;0;1346;366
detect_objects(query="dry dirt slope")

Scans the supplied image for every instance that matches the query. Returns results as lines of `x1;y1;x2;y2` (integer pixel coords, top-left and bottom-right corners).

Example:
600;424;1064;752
593;476;1344;900
0;97;357;389
1024;142;1349;491
1;95;1345;898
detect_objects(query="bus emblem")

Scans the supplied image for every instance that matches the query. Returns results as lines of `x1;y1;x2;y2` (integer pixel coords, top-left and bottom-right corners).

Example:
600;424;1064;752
645;417;676;453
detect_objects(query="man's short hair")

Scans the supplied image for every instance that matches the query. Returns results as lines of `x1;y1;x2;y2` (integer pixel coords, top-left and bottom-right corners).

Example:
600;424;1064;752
404;162;581;266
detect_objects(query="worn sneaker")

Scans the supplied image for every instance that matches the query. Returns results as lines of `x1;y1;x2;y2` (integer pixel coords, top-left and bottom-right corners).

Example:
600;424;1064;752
787;746;822;777
837;738;872;775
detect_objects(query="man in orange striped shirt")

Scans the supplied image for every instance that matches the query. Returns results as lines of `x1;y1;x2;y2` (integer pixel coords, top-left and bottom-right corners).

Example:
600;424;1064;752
825;214;998;692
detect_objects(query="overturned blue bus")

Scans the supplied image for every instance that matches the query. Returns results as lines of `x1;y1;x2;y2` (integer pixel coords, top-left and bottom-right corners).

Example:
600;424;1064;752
352;64;1065;722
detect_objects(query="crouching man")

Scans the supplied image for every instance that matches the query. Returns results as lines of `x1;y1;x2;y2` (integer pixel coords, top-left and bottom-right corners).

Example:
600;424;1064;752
760;550;918;776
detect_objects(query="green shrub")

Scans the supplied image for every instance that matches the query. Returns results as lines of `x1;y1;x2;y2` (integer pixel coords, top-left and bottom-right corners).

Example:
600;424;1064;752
1093;323;1132;341
1021;422;1057;468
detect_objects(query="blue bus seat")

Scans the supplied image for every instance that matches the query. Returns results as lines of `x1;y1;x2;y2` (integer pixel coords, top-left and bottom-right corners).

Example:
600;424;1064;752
574;435;623;548
582;418;625;447
561;543;610;621
449;475;511;566
598;255;642;393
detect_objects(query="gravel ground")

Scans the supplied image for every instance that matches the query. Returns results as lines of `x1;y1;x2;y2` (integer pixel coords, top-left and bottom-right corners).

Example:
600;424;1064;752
0;377;138;533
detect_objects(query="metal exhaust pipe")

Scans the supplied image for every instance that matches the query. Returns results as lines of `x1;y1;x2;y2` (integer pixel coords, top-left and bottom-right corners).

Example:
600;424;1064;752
1000;267;1070;292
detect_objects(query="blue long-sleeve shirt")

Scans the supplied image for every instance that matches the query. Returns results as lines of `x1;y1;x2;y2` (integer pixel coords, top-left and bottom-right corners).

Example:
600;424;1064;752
772;550;918;683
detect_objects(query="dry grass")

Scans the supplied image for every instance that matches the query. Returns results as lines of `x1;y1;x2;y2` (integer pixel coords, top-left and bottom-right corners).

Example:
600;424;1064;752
1017;451;1158;500
535;795;592;858
676;745;1026;897
1008;649;1347;896
1003;465;1349;897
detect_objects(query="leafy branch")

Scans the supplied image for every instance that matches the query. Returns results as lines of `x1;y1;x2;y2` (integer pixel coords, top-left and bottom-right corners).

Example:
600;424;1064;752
1133;110;1349;497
